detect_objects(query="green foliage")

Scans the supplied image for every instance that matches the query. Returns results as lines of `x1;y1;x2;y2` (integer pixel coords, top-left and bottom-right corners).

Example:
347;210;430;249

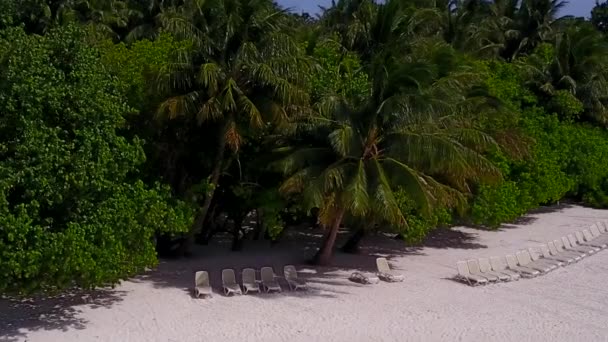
97;34;191;110
0;26;193;294
394;190;452;244
309;37;370;102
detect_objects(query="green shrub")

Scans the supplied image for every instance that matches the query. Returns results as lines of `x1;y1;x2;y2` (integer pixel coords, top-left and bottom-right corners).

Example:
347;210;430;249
0;26;193;294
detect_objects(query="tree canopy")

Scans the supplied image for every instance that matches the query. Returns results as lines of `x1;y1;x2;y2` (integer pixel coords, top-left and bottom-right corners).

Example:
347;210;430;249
3;0;608;292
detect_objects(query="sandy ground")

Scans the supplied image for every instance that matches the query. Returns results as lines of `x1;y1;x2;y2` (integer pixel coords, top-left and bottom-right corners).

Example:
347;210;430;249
2;205;608;342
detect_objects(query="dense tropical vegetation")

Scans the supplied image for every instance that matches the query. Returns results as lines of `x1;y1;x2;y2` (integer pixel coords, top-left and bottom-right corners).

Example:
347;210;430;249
3;0;608;293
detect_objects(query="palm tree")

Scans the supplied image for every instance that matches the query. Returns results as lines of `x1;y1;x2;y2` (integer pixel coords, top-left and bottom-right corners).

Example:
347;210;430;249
157;0;311;252
521;20;608;124
279;39;501;265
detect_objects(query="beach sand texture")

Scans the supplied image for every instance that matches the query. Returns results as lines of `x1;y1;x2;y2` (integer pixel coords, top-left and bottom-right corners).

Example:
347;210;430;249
2;205;608;342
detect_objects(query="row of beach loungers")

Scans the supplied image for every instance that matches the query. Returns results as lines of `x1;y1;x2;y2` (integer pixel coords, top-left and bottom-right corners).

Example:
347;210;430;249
194;258;405;297
456;221;608;286
194;265;307;298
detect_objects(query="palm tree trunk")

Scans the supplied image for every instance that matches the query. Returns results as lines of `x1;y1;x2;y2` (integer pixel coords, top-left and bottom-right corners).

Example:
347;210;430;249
312;209;345;265
179;129;227;255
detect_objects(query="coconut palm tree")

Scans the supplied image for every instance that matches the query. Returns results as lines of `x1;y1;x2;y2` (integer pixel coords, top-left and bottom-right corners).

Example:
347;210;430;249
156;0;311;252
279;40;501;265
521;20;608;124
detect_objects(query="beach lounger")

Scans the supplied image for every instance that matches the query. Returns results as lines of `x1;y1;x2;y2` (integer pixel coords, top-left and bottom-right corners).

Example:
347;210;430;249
589;224;608;240
582;229;608;248
349;272;380;285
222;269;243;296
590;226;608;244
478;258;510;281
595;221;608;234
456;261;488;286
575;231;605;250
565;235;597;254
260;267;282;293
284;265;308;291
554;239;586;260
598;221;608;234
528;247;564;267
516;250;556;273
548;241;582;262
538;244;573;265
489;256;521;281
467;259;498;282
241;268;261;294
194;271;212;298
505;254;540;278
376;258;405;282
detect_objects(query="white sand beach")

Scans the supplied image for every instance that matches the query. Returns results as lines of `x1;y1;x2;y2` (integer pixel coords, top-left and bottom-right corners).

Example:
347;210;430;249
2;205;608;342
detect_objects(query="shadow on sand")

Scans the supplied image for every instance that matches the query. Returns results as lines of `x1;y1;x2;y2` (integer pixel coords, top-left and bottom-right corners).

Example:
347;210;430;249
0;289;126;342
0;223;491;340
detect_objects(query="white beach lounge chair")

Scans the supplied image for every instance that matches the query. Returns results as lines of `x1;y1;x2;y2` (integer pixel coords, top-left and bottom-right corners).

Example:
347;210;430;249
547;240;582;262
261;267;282;293
552;240;584;261
516;250;556;273
194;271;212;298
595;221;608;234
564;235;597;255
583;229;608;247
489;256;521;281
456;261;488;286
478;258;510;281
376;258;404;282
467;259;498;282
590;226;608;244
577;230;606;249
505;254;540;278
222;269;243;296
537;245;572;265
241;268;261;294
284;265;307;291
528;247;564;267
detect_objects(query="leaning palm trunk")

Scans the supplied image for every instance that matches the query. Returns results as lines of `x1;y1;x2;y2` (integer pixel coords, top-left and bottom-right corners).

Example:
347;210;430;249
313;209;346;265
180;131;227;255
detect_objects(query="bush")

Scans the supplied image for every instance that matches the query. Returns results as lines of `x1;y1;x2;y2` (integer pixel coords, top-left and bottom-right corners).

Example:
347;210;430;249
0;26;193;294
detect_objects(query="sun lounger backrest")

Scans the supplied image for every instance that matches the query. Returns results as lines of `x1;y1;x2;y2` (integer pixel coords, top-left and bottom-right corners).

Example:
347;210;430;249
222;269;237;285
505;255;519;269
260;267;275;283
528;247;542;261
548;241;561;254
583;229;595;242
567;235;578;247
590;224;598;234
516;251;531;266
575;231;586;244
284;265;298;280
599;221;608;233
376;258;391;274
591;225;602;237
554;239;566;251
540;244;552;258
242;268;256;284
196;271;210;287
467;259;482;274
456;261;470;276
478;258;492;273
561;236;573;249
490;256;506;271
